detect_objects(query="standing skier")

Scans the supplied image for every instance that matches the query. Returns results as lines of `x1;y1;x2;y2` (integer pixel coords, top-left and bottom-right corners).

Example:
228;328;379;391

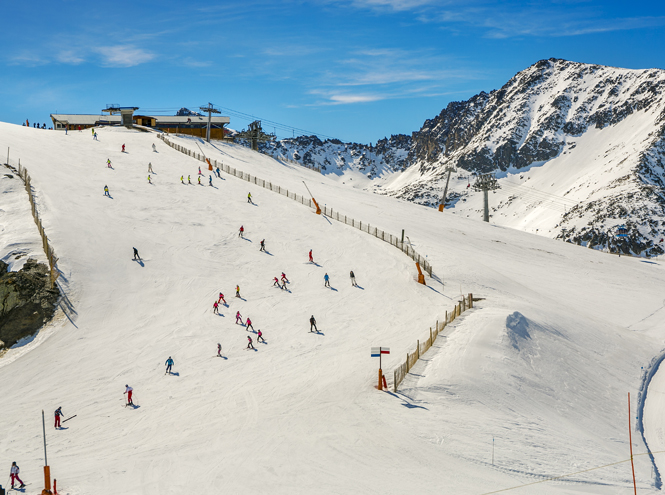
257;329;266;343
152;143;156;152
133;247;141;260
216;166;221;178
260;239;266;252
238;226;244;238
247;335;254;350
213;301;219;314
281;272;289;283
209;175;213;186
246;317;254;332
309;250;313;263
217;343;222;357
350;271;357;286
165;356;174;374
235;285;241;298
247;192;252;203
324;273;330;287
236;311;243;325
310;315;317;332
273;277;280;287
107;158;112;168
93;131;98;140
122;144;126;152
198;176;201;185
148;175;152;184
198;166;202;175
188;175;191;184
181;176;184;184
104;185;110;197
148;162;154;173
218;292;226;305
54;406;64;428
9;462;24;489
124;384;134;406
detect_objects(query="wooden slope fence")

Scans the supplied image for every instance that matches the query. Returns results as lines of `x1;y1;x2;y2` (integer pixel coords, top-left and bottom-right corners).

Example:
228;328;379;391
4;159;59;288
157;134;434;277
393;293;474;392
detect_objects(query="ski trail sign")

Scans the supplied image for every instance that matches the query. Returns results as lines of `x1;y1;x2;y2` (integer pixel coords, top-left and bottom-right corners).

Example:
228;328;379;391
371;347;390;390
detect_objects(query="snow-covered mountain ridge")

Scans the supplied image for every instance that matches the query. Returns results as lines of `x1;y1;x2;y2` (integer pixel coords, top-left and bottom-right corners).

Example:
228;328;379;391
259;59;665;257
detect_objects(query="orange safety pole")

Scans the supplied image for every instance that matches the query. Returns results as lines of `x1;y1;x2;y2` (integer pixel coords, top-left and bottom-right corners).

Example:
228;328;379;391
416;263;426;285
206;158;213;171
628;392;637;495
311;198;322;215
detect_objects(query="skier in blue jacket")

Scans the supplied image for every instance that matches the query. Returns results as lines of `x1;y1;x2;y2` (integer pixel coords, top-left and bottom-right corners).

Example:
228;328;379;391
165;356;174;374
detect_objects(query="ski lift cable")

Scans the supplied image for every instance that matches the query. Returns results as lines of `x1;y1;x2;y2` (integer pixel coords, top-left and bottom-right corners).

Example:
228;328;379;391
498;184;579;209
500;181;579;205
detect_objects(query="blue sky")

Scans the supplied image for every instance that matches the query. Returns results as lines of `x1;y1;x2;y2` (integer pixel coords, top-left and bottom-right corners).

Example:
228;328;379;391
1;0;664;143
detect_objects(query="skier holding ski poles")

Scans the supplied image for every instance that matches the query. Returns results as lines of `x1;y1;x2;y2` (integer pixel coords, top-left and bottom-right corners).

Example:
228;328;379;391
54;406;64;428
236;311;243;325
273;277;280;287
246;317;254;332
257;329;265;343
247;336;254;350
218;292;226;305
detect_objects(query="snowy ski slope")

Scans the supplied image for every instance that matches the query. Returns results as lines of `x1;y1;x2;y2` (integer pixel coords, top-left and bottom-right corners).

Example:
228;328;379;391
2;123;665;494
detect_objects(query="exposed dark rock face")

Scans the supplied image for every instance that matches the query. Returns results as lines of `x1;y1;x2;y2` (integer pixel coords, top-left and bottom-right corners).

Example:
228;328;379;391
0;259;60;349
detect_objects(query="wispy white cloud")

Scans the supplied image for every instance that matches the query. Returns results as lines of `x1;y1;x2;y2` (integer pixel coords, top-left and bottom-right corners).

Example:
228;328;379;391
56;50;86;65
95;45;155;67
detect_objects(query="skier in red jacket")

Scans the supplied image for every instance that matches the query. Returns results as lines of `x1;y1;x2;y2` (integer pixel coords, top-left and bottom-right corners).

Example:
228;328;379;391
309;250;313;263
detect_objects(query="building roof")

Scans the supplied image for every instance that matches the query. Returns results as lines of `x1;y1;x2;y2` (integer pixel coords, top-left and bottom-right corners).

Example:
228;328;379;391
50;114;230;125
50;114;121;125
154;115;230;125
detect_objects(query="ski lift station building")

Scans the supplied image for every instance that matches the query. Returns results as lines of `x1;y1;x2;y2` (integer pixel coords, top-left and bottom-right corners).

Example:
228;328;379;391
50;106;231;139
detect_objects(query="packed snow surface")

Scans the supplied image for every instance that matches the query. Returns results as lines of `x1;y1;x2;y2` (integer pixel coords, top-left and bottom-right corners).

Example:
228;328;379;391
1;124;665;494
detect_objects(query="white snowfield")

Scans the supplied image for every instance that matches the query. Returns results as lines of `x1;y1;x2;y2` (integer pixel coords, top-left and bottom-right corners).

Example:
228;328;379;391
1;123;665;494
